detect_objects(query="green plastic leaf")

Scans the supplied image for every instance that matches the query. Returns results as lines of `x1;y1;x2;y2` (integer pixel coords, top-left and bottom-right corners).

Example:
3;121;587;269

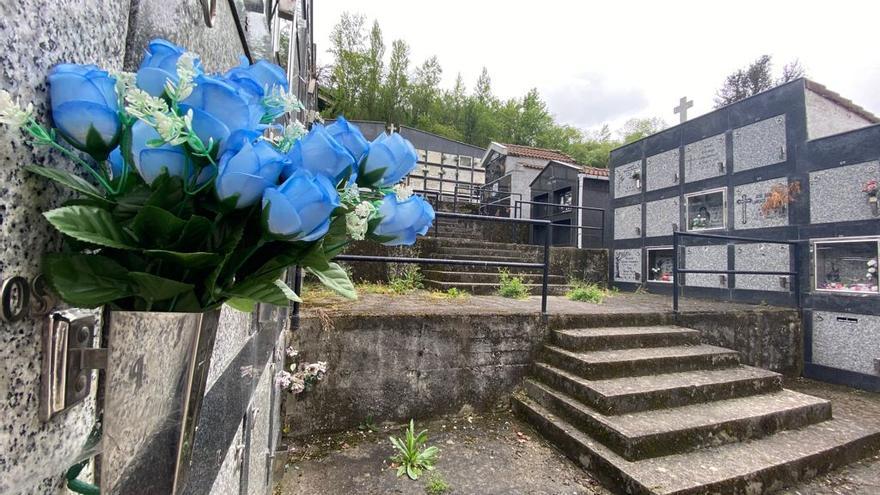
273;279;302;303
226;297;256;312
306;261;357;300
225;277;291;307
44;205;135;249
43;253;133;307
130;205;187;248
127;272;194;302
174;215;213;251
24;165;107;202
143;249;222;269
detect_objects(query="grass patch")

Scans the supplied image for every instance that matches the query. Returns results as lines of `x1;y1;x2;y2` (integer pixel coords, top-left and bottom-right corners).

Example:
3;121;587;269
566;282;611;304
388;265;424;294
497;269;530;299
424;472;450;494
430;287;469;299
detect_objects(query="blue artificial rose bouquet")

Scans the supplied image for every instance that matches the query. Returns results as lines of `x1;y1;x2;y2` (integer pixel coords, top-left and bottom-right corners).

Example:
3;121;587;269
0;39;434;312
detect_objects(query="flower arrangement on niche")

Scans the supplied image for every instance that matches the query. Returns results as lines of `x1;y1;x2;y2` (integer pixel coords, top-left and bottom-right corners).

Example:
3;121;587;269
760;181;801;217
276;347;326;395
864;179;878;215
0;39;434;313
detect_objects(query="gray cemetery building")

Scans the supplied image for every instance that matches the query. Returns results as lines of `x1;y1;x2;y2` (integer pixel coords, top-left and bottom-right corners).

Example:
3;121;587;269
328;120;486;202
608;78;880;391
529;161;609;248
479;143;583;218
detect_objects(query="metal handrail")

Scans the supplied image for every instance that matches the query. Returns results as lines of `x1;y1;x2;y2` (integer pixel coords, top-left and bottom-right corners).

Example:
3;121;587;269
672;231;803;314
334;211;553;315
515;199;606;246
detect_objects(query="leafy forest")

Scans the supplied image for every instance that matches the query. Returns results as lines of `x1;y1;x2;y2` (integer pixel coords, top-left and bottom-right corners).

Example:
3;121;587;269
316;13;666;169
312;14;803;169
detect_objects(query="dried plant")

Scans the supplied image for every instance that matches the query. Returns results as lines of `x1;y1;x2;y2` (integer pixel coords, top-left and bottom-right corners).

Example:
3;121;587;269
761;181;801;216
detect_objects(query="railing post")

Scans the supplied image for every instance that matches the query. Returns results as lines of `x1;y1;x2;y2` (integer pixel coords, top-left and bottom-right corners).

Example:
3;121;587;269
453;183;459;213
541;225;550;316
672;232;680;315
792;241;801;310
291;265;303;330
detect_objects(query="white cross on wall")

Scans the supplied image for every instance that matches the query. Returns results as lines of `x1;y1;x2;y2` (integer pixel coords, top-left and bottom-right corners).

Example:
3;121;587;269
674;96;693;123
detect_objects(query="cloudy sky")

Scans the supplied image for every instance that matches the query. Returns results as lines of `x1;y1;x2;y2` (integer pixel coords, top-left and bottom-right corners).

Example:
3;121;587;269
313;1;880;134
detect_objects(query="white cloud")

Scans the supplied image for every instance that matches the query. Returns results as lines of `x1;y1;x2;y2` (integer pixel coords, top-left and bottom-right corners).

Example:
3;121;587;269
541;73;649;129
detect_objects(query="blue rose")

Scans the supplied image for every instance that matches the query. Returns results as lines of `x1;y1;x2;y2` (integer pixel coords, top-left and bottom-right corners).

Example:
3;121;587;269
215;137;285;208
136;39;203;97
108;147;125;179
48;63;121;159
129;120;190;185
359;132;418;187
373;194;435;246
284;123;355;184
262;169;340;241
225;57;289;119
326;116;370;163
179;74;263;151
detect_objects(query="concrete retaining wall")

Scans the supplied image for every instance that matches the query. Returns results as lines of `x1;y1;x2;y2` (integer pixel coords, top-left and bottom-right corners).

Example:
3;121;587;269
283;313;547;437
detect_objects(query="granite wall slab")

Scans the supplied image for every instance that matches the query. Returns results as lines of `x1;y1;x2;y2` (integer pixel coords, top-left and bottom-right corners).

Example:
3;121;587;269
614;160;642;198
684;133;727;183
0;1;130;492
732;178;791;229
735;243;791;292
812;311;880;375
684;245;728;288
614;204;642;240
809;161;880;224
645;197;680;238
645;148;679;192
613;248;642;283
732;115;787;172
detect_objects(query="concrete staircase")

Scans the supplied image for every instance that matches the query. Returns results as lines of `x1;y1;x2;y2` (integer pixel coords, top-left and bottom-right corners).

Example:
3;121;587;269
513;323;880;494
423;218;570;295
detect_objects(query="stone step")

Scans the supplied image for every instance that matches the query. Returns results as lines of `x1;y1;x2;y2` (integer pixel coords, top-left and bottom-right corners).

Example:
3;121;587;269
422;279;570;296
552;326;702;352
523;379;832;461
426;236;537;249
541;345;741;380
432;252;538;262
434;246;535;258
513;395;880;495
532;362;783;415
421;270;566;284
418;263;543;274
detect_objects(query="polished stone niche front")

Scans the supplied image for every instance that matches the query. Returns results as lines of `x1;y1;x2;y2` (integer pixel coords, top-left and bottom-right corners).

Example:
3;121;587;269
812;237;879;294
645;197;680;238
646;148;679;192
647;247;674;283
812;311;880;375
809;161;880;224
733;178;791;230
614;160;642;198
684;245;728;288
735;243;791;292
685;188;726;231
614;248;642;282
684;133;727;183
732;114;787;172
614;204;642;240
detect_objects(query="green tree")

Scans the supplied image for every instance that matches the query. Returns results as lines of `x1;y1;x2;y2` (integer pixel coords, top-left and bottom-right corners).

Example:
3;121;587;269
619;117;668;144
362;20;385;118
409;55;443;127
327;12;368;117
714;55;806;108
380;39;411;124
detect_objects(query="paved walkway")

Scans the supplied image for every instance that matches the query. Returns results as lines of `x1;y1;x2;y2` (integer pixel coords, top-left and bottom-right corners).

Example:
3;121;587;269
275;378;880;495
301;289;771;318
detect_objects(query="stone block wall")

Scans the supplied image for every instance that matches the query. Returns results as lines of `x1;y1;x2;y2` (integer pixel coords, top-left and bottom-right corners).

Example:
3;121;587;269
283;313;546;437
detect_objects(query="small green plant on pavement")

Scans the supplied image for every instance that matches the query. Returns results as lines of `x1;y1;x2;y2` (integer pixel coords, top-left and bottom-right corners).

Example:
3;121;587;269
497;269;529;299
567;283;607;303
390;419;440;480
358;415;378;433
389;265;424;294
424;472;451;494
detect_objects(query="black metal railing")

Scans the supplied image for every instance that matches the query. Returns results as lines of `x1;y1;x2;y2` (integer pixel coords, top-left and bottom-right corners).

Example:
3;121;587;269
291;211;553;315
514;200;605;247
672;231;802;314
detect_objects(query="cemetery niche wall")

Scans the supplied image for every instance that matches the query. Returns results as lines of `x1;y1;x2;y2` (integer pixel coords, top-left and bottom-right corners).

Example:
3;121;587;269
608;78;880;391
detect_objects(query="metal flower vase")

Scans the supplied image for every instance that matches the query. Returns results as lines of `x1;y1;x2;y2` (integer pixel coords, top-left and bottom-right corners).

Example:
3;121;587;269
99;309;221;494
